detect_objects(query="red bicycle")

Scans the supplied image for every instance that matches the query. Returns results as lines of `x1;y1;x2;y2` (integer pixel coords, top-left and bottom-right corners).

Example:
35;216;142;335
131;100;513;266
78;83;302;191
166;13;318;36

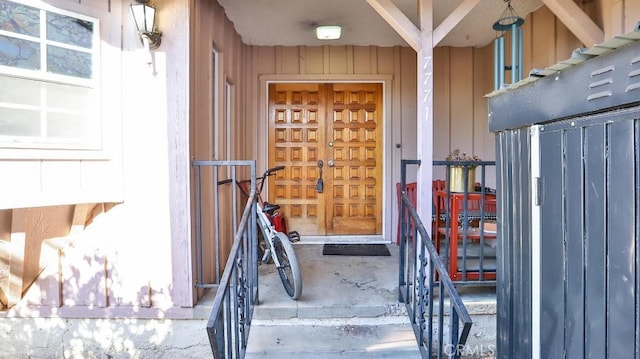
222;166;302;299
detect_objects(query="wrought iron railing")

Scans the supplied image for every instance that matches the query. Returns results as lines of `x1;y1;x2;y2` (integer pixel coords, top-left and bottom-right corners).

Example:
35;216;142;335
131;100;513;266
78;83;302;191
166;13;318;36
399;159;473;359
193;160;258;358
433;160;497;284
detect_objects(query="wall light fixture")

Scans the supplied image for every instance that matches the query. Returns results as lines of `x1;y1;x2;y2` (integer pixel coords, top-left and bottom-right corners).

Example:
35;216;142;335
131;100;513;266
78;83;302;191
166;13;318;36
130;0;162;50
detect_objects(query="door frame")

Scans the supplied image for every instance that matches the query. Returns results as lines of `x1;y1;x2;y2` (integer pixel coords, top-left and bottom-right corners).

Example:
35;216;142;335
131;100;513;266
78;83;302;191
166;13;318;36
258;74;394;243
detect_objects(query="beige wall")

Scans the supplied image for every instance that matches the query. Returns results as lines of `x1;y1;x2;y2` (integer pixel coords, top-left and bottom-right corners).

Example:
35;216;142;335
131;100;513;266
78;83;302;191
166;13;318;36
3;0;638;316
1;0;194;314
189;0;249;294
246;45;416;241
0;0;124;210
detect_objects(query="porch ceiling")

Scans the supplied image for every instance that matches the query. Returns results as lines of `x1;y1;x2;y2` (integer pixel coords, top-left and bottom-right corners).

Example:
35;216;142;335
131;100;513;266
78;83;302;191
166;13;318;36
217;0;544;48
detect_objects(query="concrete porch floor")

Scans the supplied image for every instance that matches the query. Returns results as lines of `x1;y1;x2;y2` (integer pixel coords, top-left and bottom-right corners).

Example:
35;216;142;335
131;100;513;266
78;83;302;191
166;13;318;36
243;242;498;358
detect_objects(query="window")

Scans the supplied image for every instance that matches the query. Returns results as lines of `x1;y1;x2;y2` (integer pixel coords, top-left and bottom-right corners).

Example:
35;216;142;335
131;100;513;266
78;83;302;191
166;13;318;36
0;0;99;150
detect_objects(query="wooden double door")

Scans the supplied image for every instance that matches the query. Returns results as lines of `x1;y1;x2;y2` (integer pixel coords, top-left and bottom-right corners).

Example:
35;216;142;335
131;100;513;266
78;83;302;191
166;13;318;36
268;83;383;236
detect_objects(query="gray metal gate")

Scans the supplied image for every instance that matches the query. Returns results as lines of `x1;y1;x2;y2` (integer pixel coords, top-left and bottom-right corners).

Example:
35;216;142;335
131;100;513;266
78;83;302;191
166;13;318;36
538;109;639;358
494;127;533;358
489;37;640;358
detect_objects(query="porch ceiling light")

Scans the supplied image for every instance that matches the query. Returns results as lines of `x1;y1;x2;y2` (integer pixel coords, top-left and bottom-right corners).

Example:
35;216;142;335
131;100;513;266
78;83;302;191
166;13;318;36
130;0;162;50
316;25;341;40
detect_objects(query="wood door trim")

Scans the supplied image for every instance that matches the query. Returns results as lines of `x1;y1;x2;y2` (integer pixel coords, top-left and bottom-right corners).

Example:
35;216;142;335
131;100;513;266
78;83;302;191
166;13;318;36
265;82;388;235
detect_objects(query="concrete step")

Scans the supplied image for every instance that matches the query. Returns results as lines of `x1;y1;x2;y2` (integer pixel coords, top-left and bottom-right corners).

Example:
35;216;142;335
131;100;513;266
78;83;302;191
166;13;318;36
245;317;421;358
245;244;421;358
244;244;497;358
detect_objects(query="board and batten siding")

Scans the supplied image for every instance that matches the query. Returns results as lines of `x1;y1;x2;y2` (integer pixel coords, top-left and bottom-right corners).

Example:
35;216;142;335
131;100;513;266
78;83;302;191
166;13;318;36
246;45;415;242
2;0;633;316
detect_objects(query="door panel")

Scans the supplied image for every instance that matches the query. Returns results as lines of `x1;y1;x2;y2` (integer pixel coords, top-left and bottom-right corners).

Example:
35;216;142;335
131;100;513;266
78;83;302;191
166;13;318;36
268;83;382;236
269;83;326;235
325;83;382;235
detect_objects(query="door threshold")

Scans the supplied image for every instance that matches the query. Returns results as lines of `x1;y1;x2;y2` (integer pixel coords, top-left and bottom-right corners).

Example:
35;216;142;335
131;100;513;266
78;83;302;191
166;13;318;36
298;235;388;244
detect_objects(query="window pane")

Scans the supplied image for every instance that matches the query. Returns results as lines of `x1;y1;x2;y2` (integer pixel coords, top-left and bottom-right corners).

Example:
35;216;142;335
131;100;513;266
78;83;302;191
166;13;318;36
0;34;40;70
47;13;93;49
0;0;40;37
0;75;41;106
45;82;90;112
48;112;86;139
0;107;40;136
47;45;91;78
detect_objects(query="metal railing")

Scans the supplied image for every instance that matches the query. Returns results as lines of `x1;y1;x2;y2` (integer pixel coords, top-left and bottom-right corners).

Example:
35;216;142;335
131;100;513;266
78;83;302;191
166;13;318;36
399;159;473;359
193;160;258;358
434;160;497;284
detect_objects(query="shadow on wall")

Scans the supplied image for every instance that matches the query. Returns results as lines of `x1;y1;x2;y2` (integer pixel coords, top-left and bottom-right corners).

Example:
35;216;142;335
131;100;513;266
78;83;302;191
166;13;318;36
0;203;213;356
0;204;120;311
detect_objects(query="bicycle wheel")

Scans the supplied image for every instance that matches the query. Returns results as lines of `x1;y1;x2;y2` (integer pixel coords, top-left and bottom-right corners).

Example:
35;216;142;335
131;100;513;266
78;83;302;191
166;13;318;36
272;232;302;300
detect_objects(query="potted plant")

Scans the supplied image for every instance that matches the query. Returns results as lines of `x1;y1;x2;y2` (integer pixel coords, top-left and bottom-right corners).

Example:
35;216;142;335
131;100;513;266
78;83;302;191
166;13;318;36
445;149;481;192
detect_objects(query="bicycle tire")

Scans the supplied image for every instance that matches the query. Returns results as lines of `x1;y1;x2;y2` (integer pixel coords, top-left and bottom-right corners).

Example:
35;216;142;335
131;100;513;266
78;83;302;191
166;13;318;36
272;232;302;300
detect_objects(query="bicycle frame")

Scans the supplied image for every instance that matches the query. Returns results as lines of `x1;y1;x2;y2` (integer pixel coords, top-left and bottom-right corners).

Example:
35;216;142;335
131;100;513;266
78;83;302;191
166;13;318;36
255;202;284;265
221;165;303;300
235;167;285;266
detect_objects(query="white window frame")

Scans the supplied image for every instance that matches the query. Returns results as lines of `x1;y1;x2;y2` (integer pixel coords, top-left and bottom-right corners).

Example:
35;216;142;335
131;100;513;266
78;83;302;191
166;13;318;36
0;0;111;159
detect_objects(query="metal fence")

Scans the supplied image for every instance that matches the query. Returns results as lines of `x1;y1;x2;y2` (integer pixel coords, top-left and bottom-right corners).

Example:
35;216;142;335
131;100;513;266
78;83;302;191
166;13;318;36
433;160;497;284
399;159;473;359
193;160;259;358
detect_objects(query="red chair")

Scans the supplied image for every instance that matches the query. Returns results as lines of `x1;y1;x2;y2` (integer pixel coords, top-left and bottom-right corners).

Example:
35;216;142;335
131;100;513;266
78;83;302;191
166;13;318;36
395;181;447;245
396;182;417;245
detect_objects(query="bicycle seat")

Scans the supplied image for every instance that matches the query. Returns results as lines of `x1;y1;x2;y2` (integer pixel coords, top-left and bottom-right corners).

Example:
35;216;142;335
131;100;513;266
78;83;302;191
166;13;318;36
262;203;280;214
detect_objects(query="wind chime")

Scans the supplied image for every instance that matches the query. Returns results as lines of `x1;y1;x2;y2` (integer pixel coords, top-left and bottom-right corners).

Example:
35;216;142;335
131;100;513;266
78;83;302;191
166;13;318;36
493;0;525;90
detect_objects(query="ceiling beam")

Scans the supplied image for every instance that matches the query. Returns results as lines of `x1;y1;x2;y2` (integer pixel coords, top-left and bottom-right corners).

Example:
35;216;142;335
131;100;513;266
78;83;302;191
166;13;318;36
433;0;481;46
366;0;422;51
541;0;604;47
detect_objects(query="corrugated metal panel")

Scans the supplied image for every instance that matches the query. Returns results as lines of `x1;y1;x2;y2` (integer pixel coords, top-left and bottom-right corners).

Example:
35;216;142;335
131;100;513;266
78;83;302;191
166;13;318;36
537;108;640;358
539;128;564;358
488;31;640;132
496;128;532;359
486;27;640;99
492;37;640;357
584;122;607;358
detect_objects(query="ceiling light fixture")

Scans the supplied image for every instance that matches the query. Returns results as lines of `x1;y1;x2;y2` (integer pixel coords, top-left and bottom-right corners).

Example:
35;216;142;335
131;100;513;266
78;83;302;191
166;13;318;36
316;25;341;40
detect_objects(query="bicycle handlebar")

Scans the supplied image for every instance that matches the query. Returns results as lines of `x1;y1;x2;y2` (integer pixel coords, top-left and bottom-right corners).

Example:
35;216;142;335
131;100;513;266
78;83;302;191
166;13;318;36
216;166;286;197
217;179;234;186
264;165;285;176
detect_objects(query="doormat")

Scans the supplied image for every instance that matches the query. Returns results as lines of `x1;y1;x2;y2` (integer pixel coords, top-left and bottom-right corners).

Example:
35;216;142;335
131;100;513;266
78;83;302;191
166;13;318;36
322;244;391;256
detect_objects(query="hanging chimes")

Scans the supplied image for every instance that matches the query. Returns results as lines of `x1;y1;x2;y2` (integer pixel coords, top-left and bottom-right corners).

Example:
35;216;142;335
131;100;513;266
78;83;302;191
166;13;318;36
493;0;524;90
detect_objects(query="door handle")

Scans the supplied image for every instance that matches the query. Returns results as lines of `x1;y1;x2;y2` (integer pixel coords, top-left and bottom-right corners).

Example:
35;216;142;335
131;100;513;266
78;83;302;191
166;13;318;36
327;160;334;167
316;160;324;193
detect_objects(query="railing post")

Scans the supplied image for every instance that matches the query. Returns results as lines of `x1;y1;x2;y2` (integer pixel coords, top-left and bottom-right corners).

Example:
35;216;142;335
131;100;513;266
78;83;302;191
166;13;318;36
198;160;258;358
398;160;474;358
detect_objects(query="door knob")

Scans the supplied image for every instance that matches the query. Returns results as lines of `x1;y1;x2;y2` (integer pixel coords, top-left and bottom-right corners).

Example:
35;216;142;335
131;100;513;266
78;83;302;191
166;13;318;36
327;160;335;167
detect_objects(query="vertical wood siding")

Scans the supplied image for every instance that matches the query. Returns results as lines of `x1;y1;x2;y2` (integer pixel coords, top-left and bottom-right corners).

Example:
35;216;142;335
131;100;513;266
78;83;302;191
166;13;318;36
3;0;636;316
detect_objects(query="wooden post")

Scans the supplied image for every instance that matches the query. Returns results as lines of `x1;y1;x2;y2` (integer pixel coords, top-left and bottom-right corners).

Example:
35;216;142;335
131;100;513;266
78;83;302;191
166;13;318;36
417;0;434;233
